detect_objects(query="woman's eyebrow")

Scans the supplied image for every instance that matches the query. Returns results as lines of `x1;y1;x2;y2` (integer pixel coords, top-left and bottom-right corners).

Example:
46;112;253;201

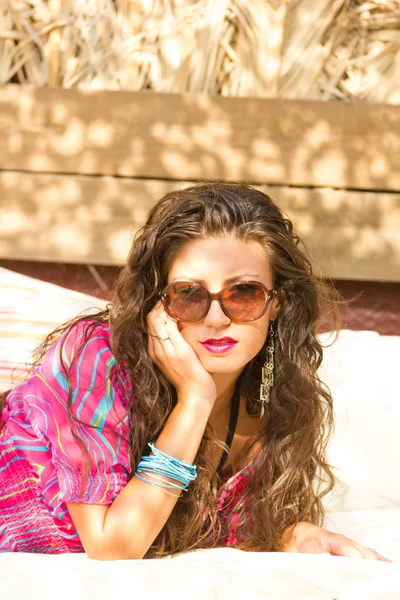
171;274;261;283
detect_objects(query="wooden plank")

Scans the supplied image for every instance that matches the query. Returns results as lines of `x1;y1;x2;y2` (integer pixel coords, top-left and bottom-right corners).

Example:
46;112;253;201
0;85;400;191
1;171;399;281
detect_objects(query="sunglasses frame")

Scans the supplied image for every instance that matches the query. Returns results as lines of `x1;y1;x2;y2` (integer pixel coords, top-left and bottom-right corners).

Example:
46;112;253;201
160;280;276;323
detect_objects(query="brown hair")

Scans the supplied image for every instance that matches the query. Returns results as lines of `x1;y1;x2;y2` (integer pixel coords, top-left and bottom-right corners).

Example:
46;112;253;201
0;182;341;555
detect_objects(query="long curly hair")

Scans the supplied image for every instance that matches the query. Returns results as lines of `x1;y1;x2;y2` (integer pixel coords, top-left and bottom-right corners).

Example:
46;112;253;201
0;182;341;556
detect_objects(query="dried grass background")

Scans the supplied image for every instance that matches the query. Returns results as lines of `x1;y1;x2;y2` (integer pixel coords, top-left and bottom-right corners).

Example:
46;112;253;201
1;0;400;103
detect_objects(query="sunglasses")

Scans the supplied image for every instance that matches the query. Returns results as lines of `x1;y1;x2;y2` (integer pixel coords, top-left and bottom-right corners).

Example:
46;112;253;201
160;281;275;323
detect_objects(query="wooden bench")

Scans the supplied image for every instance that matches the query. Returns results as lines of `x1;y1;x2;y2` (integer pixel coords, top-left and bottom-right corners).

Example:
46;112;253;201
1;84;399;282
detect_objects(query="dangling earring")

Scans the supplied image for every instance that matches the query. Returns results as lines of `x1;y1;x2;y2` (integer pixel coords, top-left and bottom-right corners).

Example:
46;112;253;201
259;321;275;418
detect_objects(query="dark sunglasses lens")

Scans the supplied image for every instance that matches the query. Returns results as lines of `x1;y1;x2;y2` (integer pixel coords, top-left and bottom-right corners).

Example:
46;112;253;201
164;283;208;321
222;283;267;321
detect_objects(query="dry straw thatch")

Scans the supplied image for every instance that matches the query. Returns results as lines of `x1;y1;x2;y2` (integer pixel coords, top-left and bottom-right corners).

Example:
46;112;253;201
1;0;399;103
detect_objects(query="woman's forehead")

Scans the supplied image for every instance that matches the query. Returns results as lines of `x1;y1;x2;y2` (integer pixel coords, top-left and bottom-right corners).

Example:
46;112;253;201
168;237;272;285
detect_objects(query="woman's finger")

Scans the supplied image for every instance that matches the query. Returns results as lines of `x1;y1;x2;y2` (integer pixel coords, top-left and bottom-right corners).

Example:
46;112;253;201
321;534;374;559
162;312;187;350
146;300;164;329
149;311;175;358
351;543;393;562
353;544;384;561
147;302;168;339
363;546;393;563
320;531;394;562
147;302;182;349
377;553;393;563
147;302;164;356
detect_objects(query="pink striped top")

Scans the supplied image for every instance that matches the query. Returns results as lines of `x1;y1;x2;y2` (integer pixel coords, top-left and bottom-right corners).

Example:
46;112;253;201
0;321;253;553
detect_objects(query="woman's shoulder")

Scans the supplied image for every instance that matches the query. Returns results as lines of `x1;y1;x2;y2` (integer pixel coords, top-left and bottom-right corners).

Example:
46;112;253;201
4;317;132;429
47;318;132;398
7;318;131;406
44;317;116;369
60;318;112;351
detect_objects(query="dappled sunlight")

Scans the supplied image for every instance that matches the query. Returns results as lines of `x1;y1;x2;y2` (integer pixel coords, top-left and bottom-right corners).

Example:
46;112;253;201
0;210;32;235
369;156;389;179
249;139;283;181
87;120;114;147
51;117;85;155
0;167;166;264
310;149;348;187
351;229;382;260
27;154;56;172
1;85;400;187
7;131;23;153
0;83;399;281
107;229;137;265
274;186;400;281
47;223;90;256
152;122;195;152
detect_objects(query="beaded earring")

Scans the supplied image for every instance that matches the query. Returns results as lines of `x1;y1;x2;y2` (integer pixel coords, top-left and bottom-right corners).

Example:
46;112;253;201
259;321;275;418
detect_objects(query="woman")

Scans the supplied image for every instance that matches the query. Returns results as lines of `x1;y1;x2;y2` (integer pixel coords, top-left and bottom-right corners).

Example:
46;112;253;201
0;183;390;561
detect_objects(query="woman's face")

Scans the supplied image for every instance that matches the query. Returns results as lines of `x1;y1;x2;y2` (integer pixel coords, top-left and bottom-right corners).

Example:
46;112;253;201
166;236;281;377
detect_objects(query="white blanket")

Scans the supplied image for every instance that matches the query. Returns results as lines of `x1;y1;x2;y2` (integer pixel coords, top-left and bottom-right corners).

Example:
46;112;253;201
3;508;400;598
1;548;399;599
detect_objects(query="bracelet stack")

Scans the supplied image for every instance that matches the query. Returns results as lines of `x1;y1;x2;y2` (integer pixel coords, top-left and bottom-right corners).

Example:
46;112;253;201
135;443;197;498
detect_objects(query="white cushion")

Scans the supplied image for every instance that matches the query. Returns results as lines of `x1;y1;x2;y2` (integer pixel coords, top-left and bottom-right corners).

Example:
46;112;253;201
319;330;400;512
0;266;107;391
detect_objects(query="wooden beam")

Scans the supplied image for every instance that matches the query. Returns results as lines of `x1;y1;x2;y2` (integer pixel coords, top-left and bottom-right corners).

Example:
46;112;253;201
1;171;399;282
0;85;399;191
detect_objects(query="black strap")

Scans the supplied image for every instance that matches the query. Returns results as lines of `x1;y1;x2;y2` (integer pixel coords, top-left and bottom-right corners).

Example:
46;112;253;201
216;383;240;475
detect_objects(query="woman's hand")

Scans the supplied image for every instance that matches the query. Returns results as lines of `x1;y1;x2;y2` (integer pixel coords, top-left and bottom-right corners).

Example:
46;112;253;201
147;301;217;404
282;522;393;562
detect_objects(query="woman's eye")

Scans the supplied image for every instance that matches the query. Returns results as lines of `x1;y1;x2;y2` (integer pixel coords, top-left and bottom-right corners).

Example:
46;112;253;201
176;287;195;295
234;284;258;296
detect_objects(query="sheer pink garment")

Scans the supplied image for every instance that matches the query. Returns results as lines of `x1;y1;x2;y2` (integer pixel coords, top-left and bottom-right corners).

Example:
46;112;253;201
0;321;254;553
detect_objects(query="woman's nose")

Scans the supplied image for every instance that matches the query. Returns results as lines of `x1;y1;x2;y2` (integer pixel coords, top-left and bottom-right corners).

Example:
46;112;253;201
203;299;231;327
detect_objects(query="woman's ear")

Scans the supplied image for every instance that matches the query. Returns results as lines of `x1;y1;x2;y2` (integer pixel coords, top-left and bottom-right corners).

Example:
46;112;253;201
270;290;284;322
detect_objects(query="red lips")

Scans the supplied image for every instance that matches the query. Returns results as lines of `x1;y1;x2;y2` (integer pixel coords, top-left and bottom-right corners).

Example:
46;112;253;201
202;337;238;343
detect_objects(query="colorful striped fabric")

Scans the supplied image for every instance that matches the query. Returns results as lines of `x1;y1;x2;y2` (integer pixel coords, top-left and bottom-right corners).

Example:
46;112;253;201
0;320;132;552
0;314;255;553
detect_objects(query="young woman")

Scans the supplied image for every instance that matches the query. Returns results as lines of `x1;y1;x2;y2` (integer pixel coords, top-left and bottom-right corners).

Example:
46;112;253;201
0;183;390;561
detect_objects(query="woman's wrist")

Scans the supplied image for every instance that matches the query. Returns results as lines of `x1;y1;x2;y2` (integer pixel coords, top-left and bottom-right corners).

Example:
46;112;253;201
176;390;216;412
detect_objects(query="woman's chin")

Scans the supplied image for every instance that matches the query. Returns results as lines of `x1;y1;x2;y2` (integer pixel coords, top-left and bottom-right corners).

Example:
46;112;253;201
200;356;245;374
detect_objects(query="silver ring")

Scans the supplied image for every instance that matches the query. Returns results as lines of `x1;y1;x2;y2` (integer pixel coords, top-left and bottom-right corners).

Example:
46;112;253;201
157;330;169;341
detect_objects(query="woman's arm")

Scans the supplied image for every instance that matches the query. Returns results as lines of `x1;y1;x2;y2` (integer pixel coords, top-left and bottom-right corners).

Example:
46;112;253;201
67;302;218;560
67;396;212;560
